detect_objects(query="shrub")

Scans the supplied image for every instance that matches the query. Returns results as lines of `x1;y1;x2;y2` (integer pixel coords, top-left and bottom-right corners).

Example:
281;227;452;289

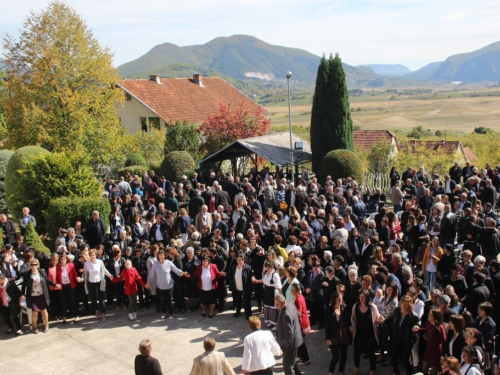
0;150;14;213
24;222;50;255
124;153;147;167
117;165;148;177
318;149;364;184
5;146;50;215
11;152;101;231
159;151;196;182
44;196;111;239
0;228;4;249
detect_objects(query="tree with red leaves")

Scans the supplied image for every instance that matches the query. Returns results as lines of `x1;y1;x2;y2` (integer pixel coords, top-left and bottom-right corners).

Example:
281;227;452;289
198;102;270;157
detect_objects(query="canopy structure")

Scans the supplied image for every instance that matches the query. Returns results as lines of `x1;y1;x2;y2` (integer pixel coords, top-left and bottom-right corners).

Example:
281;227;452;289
200;132;312;178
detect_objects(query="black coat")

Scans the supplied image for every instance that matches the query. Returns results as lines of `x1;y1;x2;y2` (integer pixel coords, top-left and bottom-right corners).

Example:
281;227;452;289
440;212;457;241
228;263;254;293
304;269;324;301
385;307;420;348
86;217;107;247
445;330;466;358
324;304;350;341
1;219;17;245
188;196;205;220
215;190;230;211
3;279;23;316
463;283;490;316
21;269;56;309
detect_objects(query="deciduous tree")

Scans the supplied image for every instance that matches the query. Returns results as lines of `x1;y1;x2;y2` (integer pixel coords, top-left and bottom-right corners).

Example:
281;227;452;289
198;102;270;157
1;1;125;167
163;120;200;161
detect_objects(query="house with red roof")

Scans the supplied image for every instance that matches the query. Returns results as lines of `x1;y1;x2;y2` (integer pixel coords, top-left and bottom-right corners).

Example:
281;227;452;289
117;74;269;133
400;140;468;163
353;130;399;155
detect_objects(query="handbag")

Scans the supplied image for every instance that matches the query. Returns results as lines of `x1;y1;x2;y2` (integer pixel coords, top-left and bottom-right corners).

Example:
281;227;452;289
280;201;288;210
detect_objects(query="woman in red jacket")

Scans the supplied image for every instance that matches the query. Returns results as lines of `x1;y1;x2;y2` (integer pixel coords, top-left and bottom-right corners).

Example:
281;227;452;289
189;256;225;318
113;259;146;320
291;283;312;366
56;254;83;323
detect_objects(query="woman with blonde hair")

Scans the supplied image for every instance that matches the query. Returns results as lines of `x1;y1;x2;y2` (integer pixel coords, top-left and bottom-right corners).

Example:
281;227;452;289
422;236;443;291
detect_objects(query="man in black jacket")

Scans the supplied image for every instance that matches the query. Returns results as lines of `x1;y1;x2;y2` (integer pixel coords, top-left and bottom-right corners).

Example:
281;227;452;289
0;214;17;245
462;272;490;316
304;261;324;329
135;339;162;375
188;189;205;221
215;185;230;212
440;204;457;247
229;255;253;319
235;209;248;236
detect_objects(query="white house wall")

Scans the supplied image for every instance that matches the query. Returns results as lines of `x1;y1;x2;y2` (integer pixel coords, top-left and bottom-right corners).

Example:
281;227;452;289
116;96;166;133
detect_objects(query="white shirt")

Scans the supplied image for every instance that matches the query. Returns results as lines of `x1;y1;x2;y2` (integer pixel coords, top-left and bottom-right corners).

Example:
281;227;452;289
85;260;102;283
242;330;281;371
413;299;425;319
114;260;121;276
61;266;70;285
234;267;243;292
426;248;437;273
155;226;164;241
201;266;213;291
460;364;482;375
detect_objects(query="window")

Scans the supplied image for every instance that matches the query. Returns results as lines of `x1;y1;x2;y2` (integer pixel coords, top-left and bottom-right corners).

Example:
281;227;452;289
125;93;132;101
140;116;161;132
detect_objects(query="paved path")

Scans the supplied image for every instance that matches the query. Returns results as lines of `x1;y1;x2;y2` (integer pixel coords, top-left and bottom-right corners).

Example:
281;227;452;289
0;303;402;375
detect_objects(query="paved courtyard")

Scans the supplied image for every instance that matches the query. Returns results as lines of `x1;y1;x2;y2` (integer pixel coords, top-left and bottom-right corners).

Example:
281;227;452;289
0;301;400;375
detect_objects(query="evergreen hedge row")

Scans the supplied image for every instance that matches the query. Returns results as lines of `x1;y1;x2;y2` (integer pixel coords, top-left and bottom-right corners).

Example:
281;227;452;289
43;196;111;239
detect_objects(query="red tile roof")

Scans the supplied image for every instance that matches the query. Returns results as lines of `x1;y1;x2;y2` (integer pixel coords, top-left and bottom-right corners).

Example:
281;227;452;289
463;146;478;162
353;130;397;151
118;76;269;124
401;140;461;156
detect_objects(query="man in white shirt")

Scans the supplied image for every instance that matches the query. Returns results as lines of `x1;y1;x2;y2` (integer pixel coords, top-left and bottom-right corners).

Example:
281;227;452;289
240;316;281;375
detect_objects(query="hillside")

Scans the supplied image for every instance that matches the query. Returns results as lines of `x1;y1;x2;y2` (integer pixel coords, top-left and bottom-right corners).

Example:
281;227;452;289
359;64;412;76
118;35;379;84
428;41;500;82
405;62;442;81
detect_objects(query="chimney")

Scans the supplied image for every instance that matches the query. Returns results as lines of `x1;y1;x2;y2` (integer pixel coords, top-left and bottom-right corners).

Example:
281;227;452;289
149;74;161;84
193;74;203;86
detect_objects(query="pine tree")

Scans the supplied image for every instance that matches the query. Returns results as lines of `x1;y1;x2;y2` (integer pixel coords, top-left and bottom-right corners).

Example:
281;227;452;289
23;222;51;255
310;54;354;174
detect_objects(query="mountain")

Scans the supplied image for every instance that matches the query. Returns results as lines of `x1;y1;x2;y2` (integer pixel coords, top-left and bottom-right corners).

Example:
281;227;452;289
118;35;379;84
428;41;500;82
359;64;412;76
405;62;442;81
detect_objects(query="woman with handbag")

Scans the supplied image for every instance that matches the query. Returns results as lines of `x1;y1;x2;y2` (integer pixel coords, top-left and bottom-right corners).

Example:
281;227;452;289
22;258;61;333
291;283;311;366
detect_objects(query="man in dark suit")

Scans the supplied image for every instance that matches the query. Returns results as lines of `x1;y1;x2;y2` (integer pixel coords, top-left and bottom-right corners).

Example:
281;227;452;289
462;272;490;316
462;161;475;181
430;179;445;197
285;183;296;209
458;193;472;211
235;209;248;236
212;213;229;239
443;175;456;202
0;214;17;245
158;175;171;194
304;261;324;329
352;196;366;219
229;255;254;319
248;195;262;215
275;294;303;375
449;162;462;184
480;179;497;209
188;189;205;221
295;186;308;213
223;177;239;208
440;204;457;247
215;185;230;212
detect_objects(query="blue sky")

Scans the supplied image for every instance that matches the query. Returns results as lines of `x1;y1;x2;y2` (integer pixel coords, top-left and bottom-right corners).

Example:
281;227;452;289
2;0;499;71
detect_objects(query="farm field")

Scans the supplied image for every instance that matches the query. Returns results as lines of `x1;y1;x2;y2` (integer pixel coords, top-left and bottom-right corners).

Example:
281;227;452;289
266;88;500;140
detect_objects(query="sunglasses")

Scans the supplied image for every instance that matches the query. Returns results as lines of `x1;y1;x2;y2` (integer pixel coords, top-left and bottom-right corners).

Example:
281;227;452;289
30;264;38;267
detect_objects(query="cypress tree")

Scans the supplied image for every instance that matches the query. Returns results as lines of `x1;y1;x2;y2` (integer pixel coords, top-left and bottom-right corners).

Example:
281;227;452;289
310;53;354;174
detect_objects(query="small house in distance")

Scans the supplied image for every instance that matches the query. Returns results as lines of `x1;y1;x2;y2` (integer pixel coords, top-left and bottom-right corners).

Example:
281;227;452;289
400;140;468;163
117;74;269;133
353;130;399;155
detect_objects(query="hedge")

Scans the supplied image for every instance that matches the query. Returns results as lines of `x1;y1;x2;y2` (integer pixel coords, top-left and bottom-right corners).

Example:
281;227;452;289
125;153;147;167
159;151;196;182
43;196;111;239
318;149;364;183
0;150;14;213
117;165;148;177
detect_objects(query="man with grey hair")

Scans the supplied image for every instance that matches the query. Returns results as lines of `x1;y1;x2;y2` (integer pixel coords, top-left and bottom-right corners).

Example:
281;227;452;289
391;180;405;213
189;337;235;375
438;294;452;322
275;294;303;374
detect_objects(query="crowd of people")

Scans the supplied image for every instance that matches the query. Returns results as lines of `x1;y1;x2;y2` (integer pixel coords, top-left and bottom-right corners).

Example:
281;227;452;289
1;161;500;375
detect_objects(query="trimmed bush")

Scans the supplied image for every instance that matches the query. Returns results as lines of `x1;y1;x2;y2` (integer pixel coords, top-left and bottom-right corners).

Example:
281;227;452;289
0;150;14;213
0;228;4;249
318;149;364;184
44;196;111;239
159;151;196;182
125;153;147;167
11;152;101;231
117;165;148;177
24;222;50;255
5;146;50;215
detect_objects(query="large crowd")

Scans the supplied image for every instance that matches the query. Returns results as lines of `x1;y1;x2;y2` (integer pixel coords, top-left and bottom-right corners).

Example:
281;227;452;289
1;161;500;375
